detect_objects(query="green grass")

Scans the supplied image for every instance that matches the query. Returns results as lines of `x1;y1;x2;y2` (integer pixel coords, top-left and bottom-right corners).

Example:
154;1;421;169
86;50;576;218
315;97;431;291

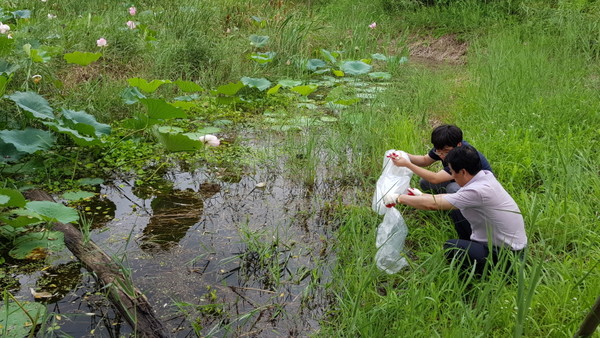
1;0;599;336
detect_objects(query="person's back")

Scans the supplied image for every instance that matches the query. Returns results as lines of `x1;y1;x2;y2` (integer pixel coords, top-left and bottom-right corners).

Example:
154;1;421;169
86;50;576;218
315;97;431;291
444;170;527;250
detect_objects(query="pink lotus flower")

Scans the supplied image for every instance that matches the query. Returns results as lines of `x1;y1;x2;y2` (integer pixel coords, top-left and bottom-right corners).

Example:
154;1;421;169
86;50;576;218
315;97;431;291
199;135;220;147
369;22;377;29
0;23;10;34
126;20;136;29
96;37;108;47
129;6;137;16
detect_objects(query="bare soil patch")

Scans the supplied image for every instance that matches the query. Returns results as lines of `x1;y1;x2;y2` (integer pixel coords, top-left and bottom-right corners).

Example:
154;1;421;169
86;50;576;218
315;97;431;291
408;34;468;65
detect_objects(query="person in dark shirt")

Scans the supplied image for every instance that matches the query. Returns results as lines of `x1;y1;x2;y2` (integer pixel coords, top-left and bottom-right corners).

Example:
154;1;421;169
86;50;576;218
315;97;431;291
391;124;492;240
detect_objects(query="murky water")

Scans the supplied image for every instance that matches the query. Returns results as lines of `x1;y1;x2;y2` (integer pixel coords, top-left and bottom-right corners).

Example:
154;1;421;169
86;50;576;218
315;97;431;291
11;130;351;337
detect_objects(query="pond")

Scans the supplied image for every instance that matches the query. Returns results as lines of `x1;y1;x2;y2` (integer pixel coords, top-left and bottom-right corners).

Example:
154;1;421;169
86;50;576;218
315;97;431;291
8;129;355;337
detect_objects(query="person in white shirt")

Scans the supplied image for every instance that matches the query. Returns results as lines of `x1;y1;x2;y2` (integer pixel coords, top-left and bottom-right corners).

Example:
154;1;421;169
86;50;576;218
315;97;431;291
384;145;527;275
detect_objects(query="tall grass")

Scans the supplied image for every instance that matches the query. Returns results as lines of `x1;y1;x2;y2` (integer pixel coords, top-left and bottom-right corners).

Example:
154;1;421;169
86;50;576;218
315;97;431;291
320;1;600;337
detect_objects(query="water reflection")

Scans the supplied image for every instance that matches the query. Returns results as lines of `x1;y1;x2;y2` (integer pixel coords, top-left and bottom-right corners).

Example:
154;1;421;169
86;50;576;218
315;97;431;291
140;184;220;251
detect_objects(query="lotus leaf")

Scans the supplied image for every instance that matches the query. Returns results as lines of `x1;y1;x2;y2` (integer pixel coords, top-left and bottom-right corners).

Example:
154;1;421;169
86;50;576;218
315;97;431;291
0;188;26;207
340;61;372;75
0;128;55;154
0;301;46;337
26;201;79;224
249;35;269;47
121;86;146;104
290;85;318;96
174;80;204;92
215;81;244;96
306;59;327;71
241;77;272;91
61;109;111;136
128;78;172;93
63;51;102;66
8;91;54;120
140;99;187;119
9;231;66;259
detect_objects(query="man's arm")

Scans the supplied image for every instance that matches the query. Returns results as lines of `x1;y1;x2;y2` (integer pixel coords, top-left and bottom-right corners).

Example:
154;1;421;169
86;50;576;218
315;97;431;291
407;153;436;167
392;156;453;184
396;193;456;211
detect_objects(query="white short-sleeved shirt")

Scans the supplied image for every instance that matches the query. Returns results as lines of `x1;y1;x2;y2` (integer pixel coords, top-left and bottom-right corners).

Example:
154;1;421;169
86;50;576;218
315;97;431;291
443;170;527;250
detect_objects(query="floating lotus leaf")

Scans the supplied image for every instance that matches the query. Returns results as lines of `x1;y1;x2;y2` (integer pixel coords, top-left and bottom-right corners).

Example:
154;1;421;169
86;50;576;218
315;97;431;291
306;59;327;71
9;231;65;260
76;178;104;186
62;190;96;201
0;301;46;337
278;79;303;88
340;61;372;75
26;201;79;224
154;129;203;152
372;53;388;61
369;72;392;80
290;85;318;96
241;77;272;91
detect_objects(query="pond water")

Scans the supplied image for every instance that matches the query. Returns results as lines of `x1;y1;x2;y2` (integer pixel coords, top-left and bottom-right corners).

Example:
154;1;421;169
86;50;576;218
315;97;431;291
10;130;353;337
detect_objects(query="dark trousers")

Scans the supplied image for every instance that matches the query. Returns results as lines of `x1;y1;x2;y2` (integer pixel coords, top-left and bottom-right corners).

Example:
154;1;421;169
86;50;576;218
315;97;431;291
449;209;472;241
443;239;524;276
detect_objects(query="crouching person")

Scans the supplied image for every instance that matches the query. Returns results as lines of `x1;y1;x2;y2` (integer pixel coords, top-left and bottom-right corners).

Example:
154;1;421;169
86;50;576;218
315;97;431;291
384;145;527;276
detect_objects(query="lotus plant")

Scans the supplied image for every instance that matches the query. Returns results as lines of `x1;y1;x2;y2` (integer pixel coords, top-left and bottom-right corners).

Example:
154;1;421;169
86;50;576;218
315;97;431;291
199;135;220;147
96;38;108;47
0;23;10;34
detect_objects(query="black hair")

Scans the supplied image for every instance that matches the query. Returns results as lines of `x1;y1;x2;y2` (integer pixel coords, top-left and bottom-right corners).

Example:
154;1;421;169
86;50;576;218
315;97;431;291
446;145;482;176
431;124;463;150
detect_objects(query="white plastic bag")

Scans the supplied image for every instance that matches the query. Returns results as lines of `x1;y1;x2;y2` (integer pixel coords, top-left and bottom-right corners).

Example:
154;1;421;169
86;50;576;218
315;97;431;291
375;207;408;273
372;150;412;215
372;149;412;274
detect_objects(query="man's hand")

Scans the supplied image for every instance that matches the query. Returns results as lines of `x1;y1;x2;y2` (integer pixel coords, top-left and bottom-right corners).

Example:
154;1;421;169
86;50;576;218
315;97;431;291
391;156;410;167
383;193;400;208
407;188;423;196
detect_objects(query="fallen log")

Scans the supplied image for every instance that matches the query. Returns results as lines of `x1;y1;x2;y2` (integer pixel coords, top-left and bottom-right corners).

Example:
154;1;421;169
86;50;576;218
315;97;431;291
25;190;171;338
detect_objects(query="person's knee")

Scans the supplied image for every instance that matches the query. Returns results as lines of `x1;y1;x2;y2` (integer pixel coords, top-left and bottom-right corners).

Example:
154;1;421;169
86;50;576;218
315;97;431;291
446;182;460;193
419;178;432;191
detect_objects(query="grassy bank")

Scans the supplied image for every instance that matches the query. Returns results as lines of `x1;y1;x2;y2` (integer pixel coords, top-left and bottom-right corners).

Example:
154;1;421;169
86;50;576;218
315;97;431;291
321;1;600;336
1;0;599;336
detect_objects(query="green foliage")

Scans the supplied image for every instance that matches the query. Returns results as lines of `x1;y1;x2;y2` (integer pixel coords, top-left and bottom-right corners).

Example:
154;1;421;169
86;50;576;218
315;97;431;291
0;297;47;337
340;60;372;75
128;78;172;93
8;91;54;121
9;231;65;259
63;51;102;66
